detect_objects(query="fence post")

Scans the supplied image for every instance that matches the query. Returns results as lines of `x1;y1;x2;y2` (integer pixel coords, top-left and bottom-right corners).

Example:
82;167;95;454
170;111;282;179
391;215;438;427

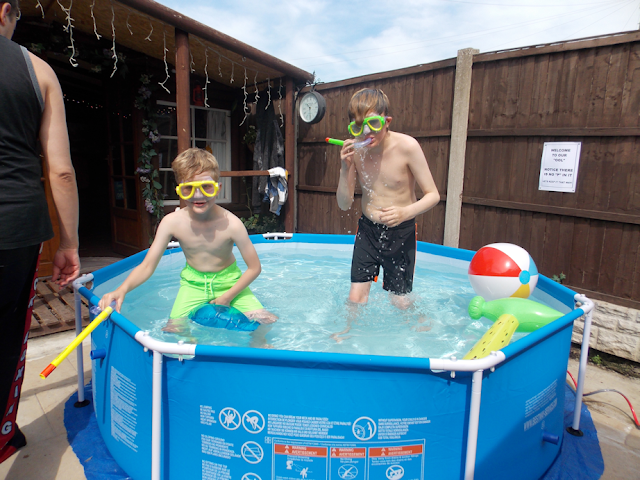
443;48;478;248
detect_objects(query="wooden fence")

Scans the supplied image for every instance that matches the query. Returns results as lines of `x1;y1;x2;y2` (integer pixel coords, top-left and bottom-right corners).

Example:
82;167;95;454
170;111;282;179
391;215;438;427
296;31;640;309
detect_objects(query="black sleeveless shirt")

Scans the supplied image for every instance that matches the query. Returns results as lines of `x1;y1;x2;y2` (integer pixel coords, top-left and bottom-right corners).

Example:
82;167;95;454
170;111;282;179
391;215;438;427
0;36;53;249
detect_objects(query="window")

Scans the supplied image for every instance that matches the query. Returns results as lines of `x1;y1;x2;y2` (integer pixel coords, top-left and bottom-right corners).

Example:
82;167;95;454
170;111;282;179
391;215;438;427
155;101;232;206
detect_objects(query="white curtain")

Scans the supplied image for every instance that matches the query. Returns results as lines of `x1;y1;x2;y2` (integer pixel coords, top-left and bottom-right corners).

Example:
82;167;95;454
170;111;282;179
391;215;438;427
207;110;230;202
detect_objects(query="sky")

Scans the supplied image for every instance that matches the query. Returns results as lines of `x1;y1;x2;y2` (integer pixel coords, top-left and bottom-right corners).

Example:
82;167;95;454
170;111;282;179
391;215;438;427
157;0;640;84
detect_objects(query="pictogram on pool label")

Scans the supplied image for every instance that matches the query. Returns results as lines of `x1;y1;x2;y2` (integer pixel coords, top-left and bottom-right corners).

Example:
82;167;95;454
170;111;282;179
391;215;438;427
386;465;404;479
352;417;376;441
243;410;265;433
274;443;328;479
242;441;264;464
241;473;262;480
337;463;360;479
219;407;241;430
331;447;366;479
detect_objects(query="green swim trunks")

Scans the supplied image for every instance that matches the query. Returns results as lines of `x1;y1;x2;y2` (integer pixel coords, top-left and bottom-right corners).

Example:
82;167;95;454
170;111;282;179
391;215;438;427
169;261;263;319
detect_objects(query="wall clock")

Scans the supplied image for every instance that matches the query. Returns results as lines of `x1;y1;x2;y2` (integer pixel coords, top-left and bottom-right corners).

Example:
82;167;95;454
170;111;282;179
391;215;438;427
298;91;326;124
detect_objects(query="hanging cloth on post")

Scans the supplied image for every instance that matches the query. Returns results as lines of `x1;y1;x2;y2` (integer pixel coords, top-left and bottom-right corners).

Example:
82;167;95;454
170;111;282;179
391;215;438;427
252;88;285;208
263;167;288;215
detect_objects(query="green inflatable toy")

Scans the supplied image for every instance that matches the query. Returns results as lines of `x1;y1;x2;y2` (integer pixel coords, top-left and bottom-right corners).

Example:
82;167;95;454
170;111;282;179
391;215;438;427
468;296;563;333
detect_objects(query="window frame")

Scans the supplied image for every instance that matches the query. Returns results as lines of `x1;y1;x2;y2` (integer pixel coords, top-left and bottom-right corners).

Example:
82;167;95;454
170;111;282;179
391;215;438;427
156;100;232;206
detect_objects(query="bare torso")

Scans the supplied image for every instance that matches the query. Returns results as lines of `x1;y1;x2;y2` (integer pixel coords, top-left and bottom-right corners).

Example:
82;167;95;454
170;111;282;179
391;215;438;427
169;205;238;272
355;131;417;223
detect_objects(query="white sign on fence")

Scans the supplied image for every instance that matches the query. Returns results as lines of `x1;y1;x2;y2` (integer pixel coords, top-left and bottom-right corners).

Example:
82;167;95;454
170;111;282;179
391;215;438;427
538;142;582;193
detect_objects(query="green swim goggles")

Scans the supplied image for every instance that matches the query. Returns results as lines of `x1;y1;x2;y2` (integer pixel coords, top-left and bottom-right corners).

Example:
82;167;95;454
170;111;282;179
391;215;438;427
347;115;387;137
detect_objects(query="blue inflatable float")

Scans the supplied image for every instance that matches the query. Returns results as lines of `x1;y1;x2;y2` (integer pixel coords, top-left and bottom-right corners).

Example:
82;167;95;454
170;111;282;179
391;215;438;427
189;303;258;331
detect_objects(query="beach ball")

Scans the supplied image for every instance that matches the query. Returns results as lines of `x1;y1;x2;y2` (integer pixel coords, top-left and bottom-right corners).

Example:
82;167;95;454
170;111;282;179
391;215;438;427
468;243;538;301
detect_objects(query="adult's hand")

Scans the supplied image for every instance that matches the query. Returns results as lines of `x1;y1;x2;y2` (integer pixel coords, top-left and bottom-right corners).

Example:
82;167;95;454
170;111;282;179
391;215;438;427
51;247;80;287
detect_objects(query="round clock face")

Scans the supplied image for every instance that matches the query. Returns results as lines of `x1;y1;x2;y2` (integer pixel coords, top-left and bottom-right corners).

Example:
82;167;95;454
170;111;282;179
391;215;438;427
299;92;326;124
300;93;319;123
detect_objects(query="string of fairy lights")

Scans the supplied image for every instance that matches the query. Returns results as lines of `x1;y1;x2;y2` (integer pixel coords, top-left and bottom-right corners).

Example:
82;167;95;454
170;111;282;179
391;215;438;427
32;0;286;126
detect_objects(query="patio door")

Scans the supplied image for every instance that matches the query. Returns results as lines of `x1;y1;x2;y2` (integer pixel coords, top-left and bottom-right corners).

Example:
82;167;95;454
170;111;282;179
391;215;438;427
107;92;144;256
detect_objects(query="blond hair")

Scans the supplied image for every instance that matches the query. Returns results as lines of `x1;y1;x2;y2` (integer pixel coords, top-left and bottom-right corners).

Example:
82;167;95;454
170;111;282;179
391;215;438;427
171;148;220;183
348;88;390;124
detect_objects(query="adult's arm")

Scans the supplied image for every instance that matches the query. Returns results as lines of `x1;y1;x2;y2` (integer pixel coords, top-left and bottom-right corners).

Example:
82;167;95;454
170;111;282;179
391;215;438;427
32;53;80;286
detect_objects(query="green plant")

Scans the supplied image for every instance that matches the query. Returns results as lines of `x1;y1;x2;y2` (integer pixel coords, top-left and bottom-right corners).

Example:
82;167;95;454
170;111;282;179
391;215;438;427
552;273;566;284
241;213;281;234
591;354;603;366
242;125;257;145
134;74;164;240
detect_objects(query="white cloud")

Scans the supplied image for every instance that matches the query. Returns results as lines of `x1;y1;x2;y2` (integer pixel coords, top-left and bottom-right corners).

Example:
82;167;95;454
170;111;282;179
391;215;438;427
158;0;640;83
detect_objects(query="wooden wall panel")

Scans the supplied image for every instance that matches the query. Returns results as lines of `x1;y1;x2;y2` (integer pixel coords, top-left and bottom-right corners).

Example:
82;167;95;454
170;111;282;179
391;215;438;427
297;36;640;307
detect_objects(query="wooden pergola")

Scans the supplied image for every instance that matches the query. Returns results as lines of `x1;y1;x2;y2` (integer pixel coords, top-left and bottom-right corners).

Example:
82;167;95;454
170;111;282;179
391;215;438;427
22;0;314;232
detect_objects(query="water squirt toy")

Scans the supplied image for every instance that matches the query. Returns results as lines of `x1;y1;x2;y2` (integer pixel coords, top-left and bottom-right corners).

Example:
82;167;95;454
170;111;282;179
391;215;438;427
468;296;562;333
189;303;259;331
463;313;519;360
325;137;372;148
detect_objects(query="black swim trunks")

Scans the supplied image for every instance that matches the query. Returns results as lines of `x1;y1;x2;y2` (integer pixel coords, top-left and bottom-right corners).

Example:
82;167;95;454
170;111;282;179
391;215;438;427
351;215;417;295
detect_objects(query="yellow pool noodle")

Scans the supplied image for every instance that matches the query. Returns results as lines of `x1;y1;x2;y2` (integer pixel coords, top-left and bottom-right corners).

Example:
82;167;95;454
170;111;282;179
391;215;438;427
40;306;114;379
463;313;519;360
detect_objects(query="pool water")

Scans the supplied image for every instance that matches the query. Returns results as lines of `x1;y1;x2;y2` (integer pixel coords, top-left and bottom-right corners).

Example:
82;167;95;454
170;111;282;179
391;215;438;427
93;243;542;359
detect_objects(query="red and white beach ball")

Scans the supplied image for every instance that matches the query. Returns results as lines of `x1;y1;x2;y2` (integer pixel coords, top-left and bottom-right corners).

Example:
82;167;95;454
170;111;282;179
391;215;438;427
468;243;539;301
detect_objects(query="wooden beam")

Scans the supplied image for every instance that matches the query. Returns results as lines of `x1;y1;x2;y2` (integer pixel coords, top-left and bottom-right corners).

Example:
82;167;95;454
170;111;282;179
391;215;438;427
300;130;452;144
117;0;313;83
297;185;448;203
467;127;640;137
307;58;457;92
474;30;640;64
462;196;640;225
444;48;478;248
175;28;191;154
284;77;295;233
220;170;270;177
301;126;640;144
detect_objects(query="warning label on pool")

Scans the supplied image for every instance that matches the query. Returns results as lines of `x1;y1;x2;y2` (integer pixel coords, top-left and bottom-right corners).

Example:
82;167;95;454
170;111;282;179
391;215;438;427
272;440;424;479
110;366;138;452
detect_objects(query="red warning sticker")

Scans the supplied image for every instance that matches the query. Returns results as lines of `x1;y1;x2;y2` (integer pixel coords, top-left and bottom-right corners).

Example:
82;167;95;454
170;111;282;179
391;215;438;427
330;447;366;458
369;444;424;457
274;444;328;457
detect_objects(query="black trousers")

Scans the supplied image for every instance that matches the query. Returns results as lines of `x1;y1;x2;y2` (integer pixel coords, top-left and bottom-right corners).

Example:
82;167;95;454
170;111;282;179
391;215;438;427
0;244;41;450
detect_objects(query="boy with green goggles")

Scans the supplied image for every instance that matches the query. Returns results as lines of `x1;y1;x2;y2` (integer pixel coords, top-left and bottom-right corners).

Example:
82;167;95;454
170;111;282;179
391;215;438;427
334;88;440;342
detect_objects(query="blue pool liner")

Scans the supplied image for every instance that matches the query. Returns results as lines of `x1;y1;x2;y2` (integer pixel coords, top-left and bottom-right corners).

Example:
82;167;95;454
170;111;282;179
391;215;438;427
72;235;601;479
65;382;603;480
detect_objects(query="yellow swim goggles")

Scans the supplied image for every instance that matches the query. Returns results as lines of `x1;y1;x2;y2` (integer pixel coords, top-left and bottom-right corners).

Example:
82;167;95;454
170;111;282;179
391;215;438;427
347;115;386;137
175;180;220;200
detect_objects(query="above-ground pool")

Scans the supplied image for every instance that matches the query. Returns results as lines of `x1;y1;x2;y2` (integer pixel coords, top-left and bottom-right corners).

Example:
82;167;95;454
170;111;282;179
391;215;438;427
81;234;586;480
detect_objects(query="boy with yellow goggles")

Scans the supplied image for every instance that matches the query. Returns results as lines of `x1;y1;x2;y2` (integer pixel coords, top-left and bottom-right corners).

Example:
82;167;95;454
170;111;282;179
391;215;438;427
347;115;387;137
175;180;220;200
